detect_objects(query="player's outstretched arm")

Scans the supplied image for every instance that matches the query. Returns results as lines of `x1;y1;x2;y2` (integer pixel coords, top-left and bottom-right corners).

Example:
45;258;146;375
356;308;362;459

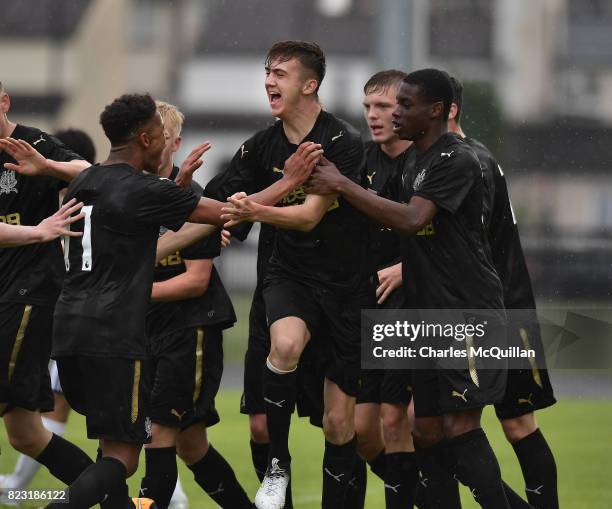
221;191;336;232
305;157;436;235
155;223;217;262
151;258;213;301
0;138;89;182
0;198;84;247
245;141;323;206
187;197;227;226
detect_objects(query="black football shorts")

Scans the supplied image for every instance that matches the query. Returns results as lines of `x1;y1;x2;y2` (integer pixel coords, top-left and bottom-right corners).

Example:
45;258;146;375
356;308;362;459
148;326;223;429
0;303;54;415
495;322;556;419
357;369;413;406
57;356;152;443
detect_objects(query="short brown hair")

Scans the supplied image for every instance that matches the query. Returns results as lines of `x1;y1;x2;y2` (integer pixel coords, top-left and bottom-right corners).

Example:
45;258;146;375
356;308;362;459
156;100;185;136
363;70;407;95
265;40;326;93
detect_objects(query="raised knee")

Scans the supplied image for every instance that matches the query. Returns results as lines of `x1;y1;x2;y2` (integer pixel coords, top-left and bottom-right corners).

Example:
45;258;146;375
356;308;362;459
270;339;302;367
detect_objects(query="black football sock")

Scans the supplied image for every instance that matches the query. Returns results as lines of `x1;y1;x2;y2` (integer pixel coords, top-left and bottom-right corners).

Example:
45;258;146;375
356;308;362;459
36;433;93;485
187;444;251;509
502;481;536;508
414;475;430;509
322;436;357;509
512;428;558;509
46;457;126;508
263;365;297;463
367;448;386;481
100;481;130;509
414;440;460;509
250;439;269;482
139;447;178;509
446;428;510;509
343;455;367;509
384;452;419;509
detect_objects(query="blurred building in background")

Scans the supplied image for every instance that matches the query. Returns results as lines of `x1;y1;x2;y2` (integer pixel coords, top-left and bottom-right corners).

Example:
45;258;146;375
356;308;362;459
2;0;611;301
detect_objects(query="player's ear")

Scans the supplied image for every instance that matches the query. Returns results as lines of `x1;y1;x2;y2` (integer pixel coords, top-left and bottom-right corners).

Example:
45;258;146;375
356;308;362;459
302;78;319;97
138;131;151;148
430;101;444;120
448;103;458;121
0;91;10;114
173;135;182;153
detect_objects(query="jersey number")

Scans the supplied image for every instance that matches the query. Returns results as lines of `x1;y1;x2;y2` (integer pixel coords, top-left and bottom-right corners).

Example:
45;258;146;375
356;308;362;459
64;205;93;272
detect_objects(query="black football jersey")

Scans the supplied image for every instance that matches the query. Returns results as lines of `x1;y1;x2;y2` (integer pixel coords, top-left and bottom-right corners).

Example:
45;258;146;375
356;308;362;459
0;125;83;305
53;163;199;359
399;133;504;310
466;138;536;309
363;142;416;270
147;170;236;338
205;110;369;292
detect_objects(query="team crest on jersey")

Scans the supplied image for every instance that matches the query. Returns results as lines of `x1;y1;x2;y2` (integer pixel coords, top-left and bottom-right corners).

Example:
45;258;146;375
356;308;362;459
412;169;427;191
0;170;18;195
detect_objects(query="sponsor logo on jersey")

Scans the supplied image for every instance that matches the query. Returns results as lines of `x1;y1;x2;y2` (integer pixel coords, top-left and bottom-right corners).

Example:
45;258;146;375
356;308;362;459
331;130;344;142
366;171;376;185
280;185;339;212
157;251;183;266
416;221;435;236
0;212;21;225
0;170;18;195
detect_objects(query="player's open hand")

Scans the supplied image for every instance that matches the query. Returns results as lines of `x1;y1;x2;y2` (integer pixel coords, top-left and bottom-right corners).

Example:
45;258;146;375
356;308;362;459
0;137;49;176
221;192;261;228
283;142;323;185
175;141;212;188
376;262;402;305
304;156;345;195
37;198;85;242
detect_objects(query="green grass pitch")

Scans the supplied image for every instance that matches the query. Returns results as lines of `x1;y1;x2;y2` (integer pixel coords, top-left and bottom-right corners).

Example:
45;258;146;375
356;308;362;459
1;392;611;508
